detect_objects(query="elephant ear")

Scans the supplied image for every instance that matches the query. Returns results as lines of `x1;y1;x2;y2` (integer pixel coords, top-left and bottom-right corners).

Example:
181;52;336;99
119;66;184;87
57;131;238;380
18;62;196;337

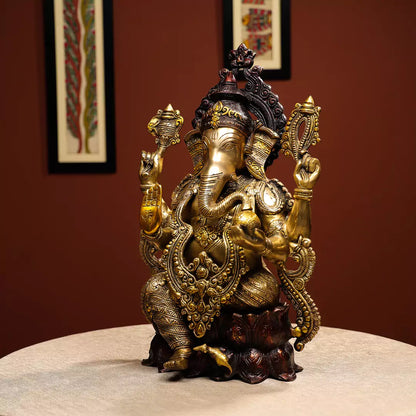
184;129;207;175
245;121;279;180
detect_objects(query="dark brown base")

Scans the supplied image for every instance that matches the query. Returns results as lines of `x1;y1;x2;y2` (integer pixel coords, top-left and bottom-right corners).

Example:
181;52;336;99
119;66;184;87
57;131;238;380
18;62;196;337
142;305;302;384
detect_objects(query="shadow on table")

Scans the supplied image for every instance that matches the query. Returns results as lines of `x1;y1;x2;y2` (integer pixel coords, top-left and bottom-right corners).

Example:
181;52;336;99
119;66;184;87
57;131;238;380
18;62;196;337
78;359;187;381
0;357;293;416
78;359;142;367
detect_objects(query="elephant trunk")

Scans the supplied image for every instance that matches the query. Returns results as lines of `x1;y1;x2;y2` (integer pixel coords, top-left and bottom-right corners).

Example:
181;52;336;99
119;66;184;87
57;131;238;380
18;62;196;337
198;172;248;218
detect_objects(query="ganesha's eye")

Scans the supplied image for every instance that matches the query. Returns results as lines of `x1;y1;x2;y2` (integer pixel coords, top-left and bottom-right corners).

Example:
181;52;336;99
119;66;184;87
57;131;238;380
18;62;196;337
221;142;238;152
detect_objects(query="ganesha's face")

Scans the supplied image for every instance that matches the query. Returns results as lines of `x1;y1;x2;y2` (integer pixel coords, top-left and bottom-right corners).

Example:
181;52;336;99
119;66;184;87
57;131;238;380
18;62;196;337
200;127;246;178
184;122;276;218
196;127;248;219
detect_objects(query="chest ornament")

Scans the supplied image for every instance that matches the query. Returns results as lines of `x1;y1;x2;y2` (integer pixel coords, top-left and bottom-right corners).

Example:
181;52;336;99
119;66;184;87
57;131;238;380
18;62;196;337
162;201;248;338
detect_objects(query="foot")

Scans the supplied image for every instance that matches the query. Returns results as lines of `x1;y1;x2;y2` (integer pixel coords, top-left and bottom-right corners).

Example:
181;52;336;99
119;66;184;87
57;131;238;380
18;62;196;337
163;348;192;371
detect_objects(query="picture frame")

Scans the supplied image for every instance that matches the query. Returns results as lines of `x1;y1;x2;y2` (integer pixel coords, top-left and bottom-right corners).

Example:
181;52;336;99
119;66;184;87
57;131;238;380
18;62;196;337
223;0;291;80
44;0;115;173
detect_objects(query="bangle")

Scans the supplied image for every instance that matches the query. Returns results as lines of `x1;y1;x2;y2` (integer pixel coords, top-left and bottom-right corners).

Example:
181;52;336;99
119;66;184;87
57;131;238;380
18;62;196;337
140;184;153;192
294;188;313;201
142;225;163;239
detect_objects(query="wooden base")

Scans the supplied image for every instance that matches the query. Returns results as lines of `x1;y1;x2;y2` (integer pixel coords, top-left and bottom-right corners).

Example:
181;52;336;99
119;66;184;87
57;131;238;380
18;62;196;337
142;305;302;384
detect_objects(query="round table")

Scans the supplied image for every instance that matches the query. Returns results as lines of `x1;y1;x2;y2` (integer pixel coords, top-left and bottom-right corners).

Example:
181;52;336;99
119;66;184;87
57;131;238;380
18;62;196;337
1;325;415;415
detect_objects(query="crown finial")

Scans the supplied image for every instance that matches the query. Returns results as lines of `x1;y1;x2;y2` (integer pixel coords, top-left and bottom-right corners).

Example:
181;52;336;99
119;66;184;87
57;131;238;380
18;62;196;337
300;96;317;114
228;43;256;74
305;96;315;105
147;105;184;149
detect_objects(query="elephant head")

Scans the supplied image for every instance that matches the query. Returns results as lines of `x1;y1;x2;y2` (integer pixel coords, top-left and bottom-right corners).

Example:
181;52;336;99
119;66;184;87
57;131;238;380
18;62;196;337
184;102;280;219
183;53;286;220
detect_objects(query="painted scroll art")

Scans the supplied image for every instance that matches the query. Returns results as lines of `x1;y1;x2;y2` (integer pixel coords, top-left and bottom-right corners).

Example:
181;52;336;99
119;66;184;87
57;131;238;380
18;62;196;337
44;0;115;173
64;0;98;155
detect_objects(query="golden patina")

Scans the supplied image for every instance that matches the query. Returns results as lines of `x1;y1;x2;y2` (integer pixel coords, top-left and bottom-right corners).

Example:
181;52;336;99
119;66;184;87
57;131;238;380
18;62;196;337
209;101;243;129
139;47;322;372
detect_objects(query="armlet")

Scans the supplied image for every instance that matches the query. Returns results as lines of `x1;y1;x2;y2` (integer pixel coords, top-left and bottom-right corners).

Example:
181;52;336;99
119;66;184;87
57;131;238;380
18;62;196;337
255;179;293;215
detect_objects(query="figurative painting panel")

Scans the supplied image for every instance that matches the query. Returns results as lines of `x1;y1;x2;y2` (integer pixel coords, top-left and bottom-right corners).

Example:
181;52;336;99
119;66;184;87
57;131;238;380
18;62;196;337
240;0;274;63
224;0;290;79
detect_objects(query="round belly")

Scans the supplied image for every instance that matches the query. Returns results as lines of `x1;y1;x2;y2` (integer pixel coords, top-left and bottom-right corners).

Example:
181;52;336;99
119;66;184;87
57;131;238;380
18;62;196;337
184;233;262;272
184;236;226;265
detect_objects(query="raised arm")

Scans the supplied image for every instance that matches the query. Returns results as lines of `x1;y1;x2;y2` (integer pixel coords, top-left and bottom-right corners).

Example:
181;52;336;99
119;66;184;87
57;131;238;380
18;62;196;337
286;153;321;242
139;146;171;235
139;104;183;239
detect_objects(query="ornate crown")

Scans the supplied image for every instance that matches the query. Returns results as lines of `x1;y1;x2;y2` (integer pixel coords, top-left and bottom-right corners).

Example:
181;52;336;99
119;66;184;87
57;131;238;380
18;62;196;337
192;44;286;170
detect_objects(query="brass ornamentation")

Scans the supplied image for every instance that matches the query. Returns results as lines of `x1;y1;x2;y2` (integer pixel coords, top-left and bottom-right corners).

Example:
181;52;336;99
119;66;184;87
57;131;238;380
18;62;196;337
245;122;279;181
208;101;243;129
281;96;321;160
278;236;320;351
162;187;248;338
278;95;322;350
139;44;322;379
147;104;184;150
184;130;206;175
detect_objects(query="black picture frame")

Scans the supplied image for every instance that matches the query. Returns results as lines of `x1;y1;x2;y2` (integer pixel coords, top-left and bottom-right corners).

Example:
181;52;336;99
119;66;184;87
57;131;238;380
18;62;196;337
44;0;116;173
223;0;291;80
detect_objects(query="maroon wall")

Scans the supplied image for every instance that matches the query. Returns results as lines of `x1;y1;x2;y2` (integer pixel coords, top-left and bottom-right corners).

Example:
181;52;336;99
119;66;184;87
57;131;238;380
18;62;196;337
1;0;415;357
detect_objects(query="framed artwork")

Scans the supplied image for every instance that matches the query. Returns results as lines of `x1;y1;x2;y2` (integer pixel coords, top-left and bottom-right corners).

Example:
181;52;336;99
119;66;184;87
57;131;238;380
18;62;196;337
44;0;115;173
223;0;291;80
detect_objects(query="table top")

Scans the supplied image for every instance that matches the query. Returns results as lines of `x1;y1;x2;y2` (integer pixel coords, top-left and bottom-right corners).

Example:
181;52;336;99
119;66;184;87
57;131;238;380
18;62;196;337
1;325;415;416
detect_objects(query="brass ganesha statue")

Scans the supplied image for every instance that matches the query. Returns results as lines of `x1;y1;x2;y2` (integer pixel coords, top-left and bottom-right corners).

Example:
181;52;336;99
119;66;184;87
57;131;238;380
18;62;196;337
139;45;321;383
